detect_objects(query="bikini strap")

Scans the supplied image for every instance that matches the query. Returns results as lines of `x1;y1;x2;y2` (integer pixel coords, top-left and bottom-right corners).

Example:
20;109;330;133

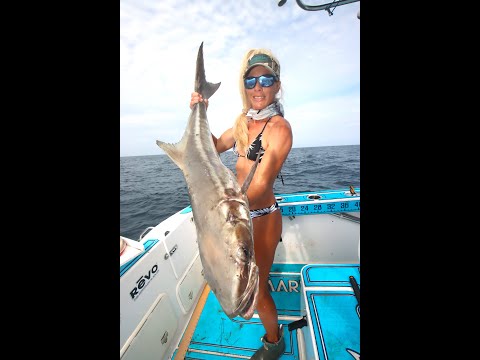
259;117;272;134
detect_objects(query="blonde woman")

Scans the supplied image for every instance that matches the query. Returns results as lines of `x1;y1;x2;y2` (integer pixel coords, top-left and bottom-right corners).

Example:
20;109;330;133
190;48;292;360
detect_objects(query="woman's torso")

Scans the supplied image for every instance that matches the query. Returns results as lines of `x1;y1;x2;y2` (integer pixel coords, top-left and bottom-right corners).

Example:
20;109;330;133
234;116;285;209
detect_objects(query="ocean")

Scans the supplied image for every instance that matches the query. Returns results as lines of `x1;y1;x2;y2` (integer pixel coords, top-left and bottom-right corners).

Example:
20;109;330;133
120;145;359;240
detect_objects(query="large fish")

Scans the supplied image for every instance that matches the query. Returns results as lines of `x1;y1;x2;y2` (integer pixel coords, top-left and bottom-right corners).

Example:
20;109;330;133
156;42;259;320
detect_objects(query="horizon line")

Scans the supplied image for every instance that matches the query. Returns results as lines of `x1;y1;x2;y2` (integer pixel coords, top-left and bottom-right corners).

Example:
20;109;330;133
120;143;360;158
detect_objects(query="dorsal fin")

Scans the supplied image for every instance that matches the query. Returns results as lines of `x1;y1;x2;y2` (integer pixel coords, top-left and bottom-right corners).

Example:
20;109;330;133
155;140;185;171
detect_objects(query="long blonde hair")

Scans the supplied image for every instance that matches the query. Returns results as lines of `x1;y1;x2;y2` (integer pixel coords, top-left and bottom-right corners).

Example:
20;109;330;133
232;48;283;154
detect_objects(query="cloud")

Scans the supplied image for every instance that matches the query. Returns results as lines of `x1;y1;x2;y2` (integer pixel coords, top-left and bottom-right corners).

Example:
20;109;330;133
120;0;360;156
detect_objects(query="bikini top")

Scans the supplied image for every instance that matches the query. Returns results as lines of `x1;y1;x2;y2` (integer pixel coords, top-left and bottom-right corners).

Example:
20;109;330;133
232;117;271;162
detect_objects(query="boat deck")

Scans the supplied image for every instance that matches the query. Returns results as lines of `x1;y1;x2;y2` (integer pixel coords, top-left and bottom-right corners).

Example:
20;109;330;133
177;263;360;360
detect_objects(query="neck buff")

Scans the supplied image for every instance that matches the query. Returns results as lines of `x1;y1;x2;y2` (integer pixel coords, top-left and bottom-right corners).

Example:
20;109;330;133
245;101;284;120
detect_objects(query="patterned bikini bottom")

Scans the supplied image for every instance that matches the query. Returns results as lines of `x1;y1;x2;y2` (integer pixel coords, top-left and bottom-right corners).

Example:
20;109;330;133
250;201;280;219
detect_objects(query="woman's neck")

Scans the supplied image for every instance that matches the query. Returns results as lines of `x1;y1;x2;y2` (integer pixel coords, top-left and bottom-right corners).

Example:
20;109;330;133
246;101;283;121
249;117;269;123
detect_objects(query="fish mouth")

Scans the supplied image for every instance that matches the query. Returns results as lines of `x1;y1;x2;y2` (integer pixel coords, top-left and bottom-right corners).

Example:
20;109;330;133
233;263;259;320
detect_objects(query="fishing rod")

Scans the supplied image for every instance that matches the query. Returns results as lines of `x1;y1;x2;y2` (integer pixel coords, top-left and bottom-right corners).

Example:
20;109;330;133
277;0;360;19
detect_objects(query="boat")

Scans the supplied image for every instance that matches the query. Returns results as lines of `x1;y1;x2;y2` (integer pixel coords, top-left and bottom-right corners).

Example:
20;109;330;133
120;187;360;360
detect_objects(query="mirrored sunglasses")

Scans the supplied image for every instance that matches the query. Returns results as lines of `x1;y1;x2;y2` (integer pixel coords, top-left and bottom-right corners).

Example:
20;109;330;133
244;74;277;89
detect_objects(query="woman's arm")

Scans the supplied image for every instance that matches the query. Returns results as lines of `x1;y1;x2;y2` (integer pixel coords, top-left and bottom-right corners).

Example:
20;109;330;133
213;128;235;153
190;91;235;154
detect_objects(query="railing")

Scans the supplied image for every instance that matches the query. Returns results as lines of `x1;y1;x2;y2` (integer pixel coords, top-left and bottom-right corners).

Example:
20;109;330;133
277;0;360;18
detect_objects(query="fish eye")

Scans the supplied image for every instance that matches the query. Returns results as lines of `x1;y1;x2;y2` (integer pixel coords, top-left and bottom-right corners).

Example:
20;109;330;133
237;246;250;263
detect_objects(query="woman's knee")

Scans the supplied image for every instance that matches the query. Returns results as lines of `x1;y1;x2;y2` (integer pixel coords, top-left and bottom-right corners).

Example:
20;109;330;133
256;285;274;305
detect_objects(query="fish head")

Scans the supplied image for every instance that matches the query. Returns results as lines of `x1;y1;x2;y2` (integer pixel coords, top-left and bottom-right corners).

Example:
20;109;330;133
200;195;259;320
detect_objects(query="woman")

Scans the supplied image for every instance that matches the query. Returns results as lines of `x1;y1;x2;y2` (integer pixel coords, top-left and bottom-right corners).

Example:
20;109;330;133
190;48;292;360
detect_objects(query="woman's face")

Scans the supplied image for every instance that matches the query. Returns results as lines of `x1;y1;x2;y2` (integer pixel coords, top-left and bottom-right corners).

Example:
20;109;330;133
245;65;280;110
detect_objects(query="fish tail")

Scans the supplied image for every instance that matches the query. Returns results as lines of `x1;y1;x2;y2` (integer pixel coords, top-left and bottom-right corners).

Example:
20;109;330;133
195;42;221;99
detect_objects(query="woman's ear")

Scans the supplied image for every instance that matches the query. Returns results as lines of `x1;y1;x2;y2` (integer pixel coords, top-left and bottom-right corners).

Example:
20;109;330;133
275;80;281;93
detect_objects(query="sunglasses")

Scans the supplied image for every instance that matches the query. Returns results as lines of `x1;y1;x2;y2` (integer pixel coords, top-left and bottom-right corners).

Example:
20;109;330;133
244;74;277;89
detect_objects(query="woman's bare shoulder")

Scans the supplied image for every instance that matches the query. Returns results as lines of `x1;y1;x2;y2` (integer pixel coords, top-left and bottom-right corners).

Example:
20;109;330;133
269;115;292;136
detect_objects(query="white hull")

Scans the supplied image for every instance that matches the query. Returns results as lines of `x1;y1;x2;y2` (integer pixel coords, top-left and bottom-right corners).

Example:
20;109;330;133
120;188;360;360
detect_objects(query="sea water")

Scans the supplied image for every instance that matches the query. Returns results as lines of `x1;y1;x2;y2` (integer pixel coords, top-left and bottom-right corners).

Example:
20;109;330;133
120;145;359;239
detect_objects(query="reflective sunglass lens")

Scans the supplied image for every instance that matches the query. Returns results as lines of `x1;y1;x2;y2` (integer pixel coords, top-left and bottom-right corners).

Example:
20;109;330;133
259;75;275;87
244;75;276;89
245;77;256;89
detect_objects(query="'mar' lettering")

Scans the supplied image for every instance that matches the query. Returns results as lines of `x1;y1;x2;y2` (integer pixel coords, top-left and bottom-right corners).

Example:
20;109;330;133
268;279;299;293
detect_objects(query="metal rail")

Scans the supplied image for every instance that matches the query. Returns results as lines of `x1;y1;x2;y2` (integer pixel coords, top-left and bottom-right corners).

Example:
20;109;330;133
278;0;360;18
297;0;359;12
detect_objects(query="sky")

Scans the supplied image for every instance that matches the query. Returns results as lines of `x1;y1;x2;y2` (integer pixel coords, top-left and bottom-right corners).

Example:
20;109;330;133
120;0;360;157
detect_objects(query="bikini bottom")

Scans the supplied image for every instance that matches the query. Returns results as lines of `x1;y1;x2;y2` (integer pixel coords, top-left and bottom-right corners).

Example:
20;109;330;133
250;201;280;219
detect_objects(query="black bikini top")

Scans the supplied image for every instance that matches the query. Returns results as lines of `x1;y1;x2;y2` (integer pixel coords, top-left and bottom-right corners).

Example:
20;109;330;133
232;117;271;162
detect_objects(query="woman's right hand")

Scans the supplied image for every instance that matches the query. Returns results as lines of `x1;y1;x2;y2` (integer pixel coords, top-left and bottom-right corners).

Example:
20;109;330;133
190;92;208;110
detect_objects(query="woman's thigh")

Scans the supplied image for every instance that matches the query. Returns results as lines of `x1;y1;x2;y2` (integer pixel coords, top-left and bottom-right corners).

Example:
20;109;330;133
253;210;282;284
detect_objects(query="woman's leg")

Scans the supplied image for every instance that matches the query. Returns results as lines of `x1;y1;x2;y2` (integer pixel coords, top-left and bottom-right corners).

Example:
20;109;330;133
252;209;283;343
